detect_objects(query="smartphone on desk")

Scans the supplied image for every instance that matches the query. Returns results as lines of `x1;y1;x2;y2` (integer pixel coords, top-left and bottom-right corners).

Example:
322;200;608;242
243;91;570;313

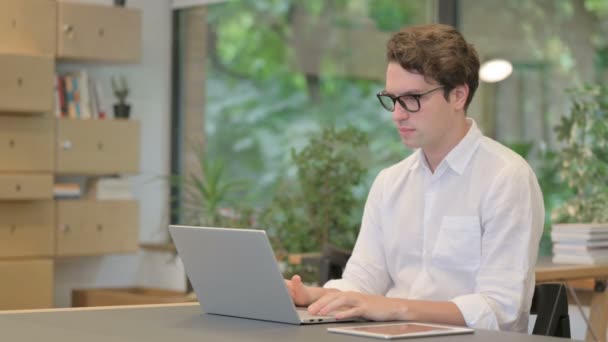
327;322;474;340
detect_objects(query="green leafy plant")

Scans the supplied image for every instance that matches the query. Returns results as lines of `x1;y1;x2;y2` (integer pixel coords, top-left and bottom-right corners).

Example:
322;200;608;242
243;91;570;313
170;151;252;229
536;148;574;256
165;151;253;293
111;76;130;105
552;84;608;224
261;125;370;256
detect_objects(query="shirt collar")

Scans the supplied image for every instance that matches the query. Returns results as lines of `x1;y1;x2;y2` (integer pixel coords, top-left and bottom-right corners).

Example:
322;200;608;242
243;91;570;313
408;149;425;171
409;118;482;175
443;118;483;175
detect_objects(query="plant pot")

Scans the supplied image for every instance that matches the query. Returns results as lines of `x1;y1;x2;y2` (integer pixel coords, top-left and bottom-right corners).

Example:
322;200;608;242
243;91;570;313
113;103;131;119
114;0;127;6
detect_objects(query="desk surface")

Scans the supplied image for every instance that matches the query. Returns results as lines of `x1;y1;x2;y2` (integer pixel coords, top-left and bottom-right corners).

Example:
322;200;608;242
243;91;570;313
0;303;574;342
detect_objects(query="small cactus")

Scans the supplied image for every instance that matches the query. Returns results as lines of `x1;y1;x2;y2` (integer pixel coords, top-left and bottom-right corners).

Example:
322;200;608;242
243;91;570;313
111;76;129;105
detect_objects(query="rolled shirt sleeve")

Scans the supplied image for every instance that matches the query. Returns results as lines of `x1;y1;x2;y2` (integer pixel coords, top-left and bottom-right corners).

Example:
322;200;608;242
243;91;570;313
451;164;544;331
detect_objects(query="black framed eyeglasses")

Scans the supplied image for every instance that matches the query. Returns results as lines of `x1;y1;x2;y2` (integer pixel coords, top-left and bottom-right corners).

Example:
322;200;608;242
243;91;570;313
376;86;444;113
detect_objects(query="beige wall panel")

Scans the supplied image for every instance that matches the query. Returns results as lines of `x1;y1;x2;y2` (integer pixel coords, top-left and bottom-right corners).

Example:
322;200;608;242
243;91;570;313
0;0;56;55
0;201;55;258
56;119;140;175
0;116;55;172
56;200;138;256
0;259;54;310
0;54;54;113
57;2;141;62
0;174;53;200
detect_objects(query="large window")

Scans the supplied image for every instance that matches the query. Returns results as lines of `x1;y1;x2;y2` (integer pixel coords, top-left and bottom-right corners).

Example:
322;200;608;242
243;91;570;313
172;0;608;256
203;1;432;205
172;1;434;227
461;0;608;254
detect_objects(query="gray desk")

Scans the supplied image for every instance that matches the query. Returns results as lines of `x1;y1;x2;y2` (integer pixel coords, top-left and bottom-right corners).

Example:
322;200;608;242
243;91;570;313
0;303;574;341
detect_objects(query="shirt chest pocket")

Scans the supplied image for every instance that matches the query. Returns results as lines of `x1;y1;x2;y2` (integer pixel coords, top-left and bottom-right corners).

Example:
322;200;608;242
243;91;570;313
432;216;481;272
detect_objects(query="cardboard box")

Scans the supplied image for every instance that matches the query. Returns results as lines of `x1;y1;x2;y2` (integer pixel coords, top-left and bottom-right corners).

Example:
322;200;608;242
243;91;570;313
72;287;195;307
0;259;54;310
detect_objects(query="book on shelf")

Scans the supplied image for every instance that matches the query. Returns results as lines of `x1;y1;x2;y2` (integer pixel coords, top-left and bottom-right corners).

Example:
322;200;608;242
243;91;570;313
53;183;82;199
553;244;608;255
552;253;608;265
54;70;106;120
551;231;608;242
553;240;608;250
54;75;62;117
79;70;92;119
552;223;608;234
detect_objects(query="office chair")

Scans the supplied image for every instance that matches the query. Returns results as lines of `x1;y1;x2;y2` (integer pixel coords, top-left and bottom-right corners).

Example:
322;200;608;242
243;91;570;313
318;244;352;285
531;283;571;338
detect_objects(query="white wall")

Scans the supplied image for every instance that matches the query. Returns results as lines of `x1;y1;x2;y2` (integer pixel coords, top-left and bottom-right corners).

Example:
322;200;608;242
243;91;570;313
55;0;185;307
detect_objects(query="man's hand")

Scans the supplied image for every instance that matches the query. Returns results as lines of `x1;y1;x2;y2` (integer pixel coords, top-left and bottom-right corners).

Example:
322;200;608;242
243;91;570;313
308;291;406;321
285;275;340;307
309;292;466;326
284;275;314;306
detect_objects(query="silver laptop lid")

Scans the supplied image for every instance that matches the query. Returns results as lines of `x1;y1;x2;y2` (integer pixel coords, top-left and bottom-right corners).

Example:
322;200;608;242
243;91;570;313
169;225;302;324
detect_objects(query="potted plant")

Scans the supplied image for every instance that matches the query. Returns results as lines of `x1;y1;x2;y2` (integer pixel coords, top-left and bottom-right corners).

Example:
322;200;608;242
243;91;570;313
111;76;131;119
260;125;370;282
166;149;253;292
169;152;252;229
551;84;608;263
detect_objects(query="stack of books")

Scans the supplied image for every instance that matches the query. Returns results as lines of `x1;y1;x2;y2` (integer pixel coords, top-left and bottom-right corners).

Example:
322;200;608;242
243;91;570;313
54;70;107;120
551;223;608;264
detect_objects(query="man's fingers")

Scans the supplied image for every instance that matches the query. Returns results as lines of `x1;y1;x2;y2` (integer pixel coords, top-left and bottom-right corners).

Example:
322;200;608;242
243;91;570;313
290;275;303;294
318;295;351;316
309;292;357;316
308;292;336;314
291;275;302;287
335;307;362;320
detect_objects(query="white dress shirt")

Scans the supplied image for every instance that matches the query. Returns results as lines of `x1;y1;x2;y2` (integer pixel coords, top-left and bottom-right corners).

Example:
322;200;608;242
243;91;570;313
325;119;544;332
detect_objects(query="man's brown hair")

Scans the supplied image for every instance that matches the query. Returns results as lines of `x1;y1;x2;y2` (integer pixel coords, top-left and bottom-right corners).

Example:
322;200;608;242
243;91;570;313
386;24;480;110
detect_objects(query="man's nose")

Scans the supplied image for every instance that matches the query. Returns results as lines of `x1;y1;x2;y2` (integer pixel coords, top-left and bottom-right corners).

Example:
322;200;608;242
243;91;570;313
392;104;411;122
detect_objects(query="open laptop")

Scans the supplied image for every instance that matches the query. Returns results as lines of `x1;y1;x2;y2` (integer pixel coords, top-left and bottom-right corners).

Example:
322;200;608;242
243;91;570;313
169;225;358;325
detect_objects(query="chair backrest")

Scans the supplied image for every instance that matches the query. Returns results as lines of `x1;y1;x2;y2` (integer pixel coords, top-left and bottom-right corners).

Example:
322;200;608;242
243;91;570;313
318;244;352;285
531;283;571;338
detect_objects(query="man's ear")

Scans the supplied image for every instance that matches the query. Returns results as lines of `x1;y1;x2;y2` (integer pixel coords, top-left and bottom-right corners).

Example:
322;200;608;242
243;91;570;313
449;84;469;111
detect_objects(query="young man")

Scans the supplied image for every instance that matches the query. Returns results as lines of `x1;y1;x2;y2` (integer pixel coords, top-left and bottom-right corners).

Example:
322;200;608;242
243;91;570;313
285;24;544;332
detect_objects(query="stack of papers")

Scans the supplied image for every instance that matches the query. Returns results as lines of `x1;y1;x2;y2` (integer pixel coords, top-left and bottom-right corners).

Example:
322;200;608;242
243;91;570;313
95;177;133;200
551;223;608;264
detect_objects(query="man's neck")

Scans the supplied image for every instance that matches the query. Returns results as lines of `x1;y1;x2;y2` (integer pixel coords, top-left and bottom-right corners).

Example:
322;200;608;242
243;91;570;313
423;118;470;173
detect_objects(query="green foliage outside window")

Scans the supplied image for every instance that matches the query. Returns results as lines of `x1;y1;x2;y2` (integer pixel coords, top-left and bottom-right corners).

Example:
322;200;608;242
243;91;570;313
552;84;608;224
205;0;421;210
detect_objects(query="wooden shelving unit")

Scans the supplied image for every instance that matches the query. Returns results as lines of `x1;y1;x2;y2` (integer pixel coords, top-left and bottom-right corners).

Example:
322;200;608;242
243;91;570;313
0;0;142;310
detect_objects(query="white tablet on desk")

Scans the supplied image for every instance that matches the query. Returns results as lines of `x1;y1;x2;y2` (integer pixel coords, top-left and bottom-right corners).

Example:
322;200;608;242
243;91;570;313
327;322;474;340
